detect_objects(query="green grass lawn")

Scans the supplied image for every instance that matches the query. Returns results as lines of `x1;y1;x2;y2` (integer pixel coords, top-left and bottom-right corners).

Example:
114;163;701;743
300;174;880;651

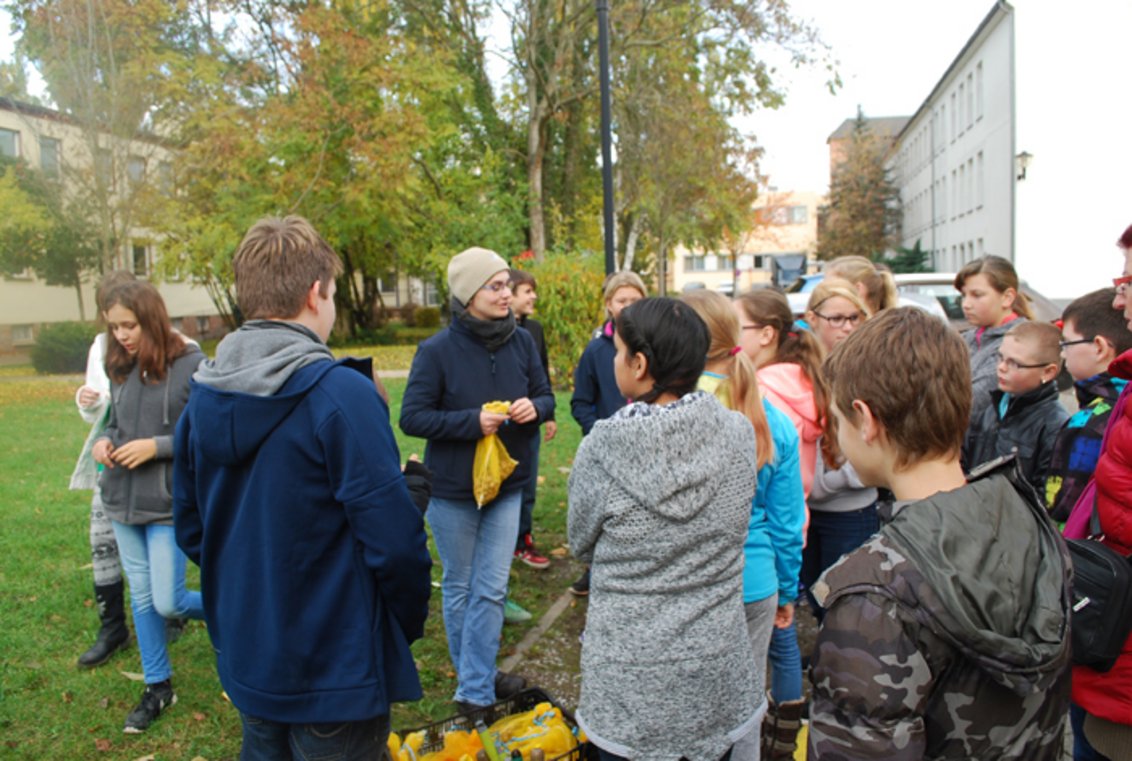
0;361;582;759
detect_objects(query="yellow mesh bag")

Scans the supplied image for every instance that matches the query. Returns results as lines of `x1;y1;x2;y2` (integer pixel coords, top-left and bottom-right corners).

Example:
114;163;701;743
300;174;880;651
473;401;518;507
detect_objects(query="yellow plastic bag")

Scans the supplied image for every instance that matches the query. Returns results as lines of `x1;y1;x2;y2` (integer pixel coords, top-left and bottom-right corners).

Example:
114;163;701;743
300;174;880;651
473;401;518;508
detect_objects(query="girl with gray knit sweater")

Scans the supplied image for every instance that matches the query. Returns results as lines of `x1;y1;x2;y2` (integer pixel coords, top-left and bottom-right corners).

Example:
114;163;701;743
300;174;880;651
568;298;760;761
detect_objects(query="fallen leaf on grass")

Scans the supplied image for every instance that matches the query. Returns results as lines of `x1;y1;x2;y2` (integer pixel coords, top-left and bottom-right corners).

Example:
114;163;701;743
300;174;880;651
133;755;156;761
431;581;441;589
193;712;206;721
83;598;94;608
446;670;456;679
556;467;571;475
94;738;112;752
191;756;209;761
120;671;145;682
536;476;546;485
61;691;73;703
549;547;568;557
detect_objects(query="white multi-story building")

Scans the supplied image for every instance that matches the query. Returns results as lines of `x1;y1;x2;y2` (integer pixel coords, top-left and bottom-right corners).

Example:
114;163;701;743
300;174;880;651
886;0;1131;299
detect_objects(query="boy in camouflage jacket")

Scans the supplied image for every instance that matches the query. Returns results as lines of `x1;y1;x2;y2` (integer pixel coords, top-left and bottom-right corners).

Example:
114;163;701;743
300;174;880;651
809;307;1072;760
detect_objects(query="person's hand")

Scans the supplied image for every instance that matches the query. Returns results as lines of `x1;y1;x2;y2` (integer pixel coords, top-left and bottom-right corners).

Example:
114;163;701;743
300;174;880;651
480;410;509;436
78;386;101;408
509;397;537;424
111;439;158;469
544;420;558;442
92;439;115;468
402;453;421;471
774;602;795;629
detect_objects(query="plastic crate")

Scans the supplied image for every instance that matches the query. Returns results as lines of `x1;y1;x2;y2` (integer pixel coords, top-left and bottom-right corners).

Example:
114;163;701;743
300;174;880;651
394;687;595;761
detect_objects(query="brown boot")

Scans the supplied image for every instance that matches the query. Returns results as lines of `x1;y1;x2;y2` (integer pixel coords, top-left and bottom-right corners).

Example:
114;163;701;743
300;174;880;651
762;695;806;760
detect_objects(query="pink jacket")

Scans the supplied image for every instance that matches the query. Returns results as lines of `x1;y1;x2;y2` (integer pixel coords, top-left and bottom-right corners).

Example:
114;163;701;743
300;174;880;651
758;362;822;498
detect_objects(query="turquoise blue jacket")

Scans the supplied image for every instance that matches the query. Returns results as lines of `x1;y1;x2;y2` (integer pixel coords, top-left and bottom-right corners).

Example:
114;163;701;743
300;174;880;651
745;399;806;603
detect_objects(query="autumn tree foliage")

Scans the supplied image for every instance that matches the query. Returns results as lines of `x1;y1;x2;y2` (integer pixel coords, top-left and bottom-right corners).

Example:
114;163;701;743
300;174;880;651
817;108;903;261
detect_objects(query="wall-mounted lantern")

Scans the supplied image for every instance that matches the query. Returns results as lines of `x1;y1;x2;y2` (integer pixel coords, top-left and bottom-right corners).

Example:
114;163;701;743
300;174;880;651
1015;151;1033;181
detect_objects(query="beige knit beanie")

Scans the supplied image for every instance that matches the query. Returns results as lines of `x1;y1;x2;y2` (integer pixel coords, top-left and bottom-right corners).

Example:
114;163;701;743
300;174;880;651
448;247;510;306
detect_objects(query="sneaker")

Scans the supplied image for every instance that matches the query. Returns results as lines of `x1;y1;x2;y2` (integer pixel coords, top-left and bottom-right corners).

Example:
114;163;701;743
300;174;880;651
123;680;176;734
569;567;590;597
503;597;533;624
514;534;550;569
494;670;527;700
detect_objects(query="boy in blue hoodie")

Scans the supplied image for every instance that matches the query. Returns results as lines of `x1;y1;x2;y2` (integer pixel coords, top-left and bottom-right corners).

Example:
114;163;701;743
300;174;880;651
173;216;432;758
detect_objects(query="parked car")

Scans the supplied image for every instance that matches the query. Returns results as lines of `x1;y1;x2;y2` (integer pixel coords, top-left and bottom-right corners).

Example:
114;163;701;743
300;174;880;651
784;273;949;324
892;272;1064;331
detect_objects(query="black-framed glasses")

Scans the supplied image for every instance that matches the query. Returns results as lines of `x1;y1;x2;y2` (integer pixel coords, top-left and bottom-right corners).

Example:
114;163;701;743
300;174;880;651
812;311;862;328
1059;338;1094;350
741;323;765;331
996;352;1052;371
480;280;514;294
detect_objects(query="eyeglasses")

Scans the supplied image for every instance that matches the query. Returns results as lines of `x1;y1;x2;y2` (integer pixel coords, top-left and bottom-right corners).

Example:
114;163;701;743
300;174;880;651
812;311;862;328
480;280;514;294
740;323;764;331
996;352;1052;371
1059;338;1094;350
1114;275;1132;296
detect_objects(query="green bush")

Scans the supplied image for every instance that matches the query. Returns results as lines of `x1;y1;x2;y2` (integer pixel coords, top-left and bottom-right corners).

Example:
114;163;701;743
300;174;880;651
415;306;441;328
31;321;100;374
519;252;605;389
400;301;420;327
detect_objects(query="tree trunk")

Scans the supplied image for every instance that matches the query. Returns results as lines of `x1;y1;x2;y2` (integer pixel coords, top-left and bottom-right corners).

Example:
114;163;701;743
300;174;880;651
527;95;548;261
621;214;643;272
73;280;86;322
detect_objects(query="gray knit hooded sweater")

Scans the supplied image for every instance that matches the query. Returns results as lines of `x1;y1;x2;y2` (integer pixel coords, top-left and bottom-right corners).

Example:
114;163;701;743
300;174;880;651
568;391;760;760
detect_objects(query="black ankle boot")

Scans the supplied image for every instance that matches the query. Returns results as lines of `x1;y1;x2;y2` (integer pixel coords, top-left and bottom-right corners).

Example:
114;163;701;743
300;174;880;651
77;581;130;668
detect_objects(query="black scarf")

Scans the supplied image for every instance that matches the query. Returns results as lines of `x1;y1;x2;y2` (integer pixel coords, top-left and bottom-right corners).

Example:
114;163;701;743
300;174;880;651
451;297;517;352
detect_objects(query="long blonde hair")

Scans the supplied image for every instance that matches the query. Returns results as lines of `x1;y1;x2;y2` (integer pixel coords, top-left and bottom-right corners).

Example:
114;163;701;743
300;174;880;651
682;290;773;469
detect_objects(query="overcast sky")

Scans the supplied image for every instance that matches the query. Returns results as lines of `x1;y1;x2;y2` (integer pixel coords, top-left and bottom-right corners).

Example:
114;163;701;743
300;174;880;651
740;0;1002;193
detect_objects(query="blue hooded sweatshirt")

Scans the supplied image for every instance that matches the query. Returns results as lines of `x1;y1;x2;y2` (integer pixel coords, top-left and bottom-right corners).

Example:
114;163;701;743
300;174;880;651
174;321;431;723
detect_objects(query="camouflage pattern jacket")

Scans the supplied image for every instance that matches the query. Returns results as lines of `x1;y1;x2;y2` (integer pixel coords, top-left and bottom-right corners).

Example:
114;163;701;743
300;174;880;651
808;459;1072;760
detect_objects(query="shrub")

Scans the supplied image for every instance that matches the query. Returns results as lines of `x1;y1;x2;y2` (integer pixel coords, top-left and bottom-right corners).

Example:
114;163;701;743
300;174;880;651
400;302;419;327
415;307;441;328
31;321;100;375
519;252;606;389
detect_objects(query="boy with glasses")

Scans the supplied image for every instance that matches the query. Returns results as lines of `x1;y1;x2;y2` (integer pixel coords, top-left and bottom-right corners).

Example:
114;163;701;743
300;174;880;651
962;320;1068;497
1046;288;1132;523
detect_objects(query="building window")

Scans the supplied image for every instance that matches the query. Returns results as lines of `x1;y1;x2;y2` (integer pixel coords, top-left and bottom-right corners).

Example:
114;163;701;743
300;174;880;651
12;324;34;345
424;281;440;307
127;155;145;185
684;255;706;272
0;128;19;158
966;73;975;128
132;243;148;275
39;137;60;176
958;83;965;134
976;63;984;120
196;316;210;334
716;254;734;271
950;93;957;140
790;205;808;224
379;271;397;293
976;151;984;208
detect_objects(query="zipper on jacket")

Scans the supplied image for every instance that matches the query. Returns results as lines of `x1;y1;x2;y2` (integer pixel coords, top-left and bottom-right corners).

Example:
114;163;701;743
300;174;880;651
490;353;496;376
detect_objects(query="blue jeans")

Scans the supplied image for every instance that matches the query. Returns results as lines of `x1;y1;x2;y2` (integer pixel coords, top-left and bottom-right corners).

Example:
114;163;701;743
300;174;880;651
239;712;390;761
768;618;803;702
517;434;541;544
112;522;204;684
801;504;879;623
428;490;522;705
1071;703;1112;761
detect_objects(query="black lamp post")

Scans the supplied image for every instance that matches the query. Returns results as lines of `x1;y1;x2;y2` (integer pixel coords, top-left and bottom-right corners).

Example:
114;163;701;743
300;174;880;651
597;0;616;275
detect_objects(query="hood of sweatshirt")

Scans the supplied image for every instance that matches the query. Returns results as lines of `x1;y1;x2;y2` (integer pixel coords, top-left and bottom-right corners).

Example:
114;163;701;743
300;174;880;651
756;362;821;443
820;464;1071;696
188;320;341;466
586;391;757;521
